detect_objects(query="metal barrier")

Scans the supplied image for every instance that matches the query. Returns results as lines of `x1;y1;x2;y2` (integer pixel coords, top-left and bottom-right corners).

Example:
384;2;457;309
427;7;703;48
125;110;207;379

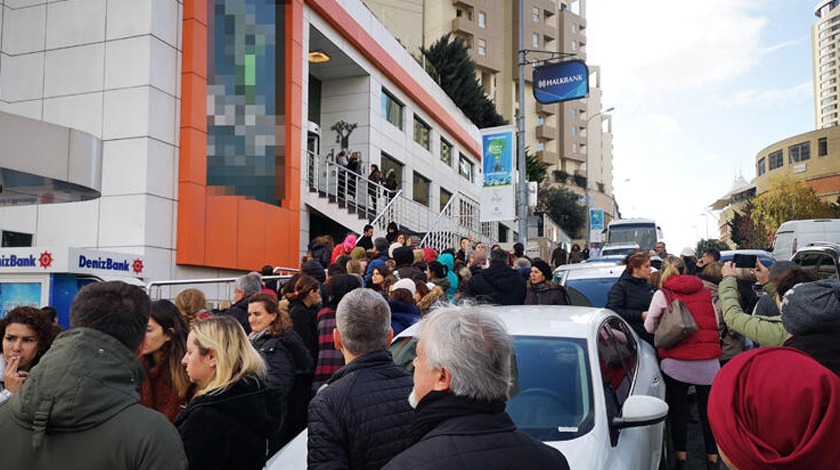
146;269;299;305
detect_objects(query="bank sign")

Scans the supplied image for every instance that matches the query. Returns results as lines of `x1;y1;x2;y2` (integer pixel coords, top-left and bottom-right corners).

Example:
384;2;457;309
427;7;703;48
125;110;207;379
533;60;589;104
0;247;145;278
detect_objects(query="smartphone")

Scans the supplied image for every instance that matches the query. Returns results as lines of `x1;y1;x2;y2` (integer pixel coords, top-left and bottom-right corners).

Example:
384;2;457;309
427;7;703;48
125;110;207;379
733;254;757;268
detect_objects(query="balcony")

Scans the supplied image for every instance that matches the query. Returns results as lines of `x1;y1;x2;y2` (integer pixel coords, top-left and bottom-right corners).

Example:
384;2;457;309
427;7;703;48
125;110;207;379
536;149;558;164
452;17;476;36
536;102;556;115
536;124;557;141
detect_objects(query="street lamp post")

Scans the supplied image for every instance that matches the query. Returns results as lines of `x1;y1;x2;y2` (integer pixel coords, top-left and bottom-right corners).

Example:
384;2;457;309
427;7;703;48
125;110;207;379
584;106;614;246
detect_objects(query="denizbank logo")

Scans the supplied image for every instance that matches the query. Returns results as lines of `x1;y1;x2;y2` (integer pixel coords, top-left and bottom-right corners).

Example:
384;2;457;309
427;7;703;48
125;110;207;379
0;254;36;267
533;60;589;104
78;255;131;272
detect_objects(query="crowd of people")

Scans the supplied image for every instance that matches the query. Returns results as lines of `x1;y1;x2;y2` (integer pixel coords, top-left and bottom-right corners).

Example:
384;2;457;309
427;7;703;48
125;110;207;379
2;230;840;469
606;242;840;469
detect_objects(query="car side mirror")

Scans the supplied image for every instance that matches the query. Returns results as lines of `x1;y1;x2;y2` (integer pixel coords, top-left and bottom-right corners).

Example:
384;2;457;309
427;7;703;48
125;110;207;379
611;395;668;430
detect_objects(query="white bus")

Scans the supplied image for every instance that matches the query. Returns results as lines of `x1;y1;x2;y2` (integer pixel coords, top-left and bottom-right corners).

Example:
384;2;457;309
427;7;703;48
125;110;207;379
605;219;663;252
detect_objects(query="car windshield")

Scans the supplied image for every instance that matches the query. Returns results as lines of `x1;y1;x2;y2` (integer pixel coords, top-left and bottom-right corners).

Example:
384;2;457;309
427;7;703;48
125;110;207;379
565;277;617;308
389;335;594;442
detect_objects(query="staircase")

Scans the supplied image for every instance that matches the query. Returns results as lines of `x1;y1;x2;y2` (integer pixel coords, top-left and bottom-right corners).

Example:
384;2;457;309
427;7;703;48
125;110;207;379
305;151;498;252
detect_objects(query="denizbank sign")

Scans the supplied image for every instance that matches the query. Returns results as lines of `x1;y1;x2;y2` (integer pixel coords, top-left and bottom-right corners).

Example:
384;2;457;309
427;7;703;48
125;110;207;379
533;60;589;104
0;247;144;278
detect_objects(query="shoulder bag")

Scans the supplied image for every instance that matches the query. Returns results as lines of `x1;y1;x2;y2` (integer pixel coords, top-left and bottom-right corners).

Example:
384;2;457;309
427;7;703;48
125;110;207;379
654;288;699;349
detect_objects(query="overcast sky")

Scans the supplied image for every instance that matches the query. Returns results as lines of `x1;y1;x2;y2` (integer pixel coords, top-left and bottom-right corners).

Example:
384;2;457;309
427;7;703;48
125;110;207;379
585;0;817;251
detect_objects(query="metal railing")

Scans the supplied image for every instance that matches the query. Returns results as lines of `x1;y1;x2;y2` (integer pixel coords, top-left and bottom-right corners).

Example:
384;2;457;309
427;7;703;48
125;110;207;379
146;272;299;305
307;151;395;221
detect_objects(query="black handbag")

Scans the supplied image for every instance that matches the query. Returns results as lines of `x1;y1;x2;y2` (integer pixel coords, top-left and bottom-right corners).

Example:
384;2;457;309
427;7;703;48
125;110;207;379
654;288;699;349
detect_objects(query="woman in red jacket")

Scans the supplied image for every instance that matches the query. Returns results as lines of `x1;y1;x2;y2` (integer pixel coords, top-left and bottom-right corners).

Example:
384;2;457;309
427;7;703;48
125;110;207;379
139;299;194;422
644;256;722;470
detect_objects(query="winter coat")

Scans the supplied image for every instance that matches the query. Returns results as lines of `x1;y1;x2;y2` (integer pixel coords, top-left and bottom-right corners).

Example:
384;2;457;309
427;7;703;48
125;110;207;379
464;261;527;305
383;392;569;470
177;376;281;470
289;298;320;365
524;281;571;305
139;355;190;423
313;307;344;393
417;285;446;314
0;328;187;470
309;242;332;270
718;277;787;347
307;350;414;470
437;253;459;299
225;296;252;333
388;300;420;336
702;280;743;362
252;330;314;453
606;271;656;344
784;327;840;378
655;275;721;361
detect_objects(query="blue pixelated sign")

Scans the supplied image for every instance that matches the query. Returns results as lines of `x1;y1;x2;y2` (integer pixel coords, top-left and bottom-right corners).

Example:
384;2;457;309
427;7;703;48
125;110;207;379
533;60;589;104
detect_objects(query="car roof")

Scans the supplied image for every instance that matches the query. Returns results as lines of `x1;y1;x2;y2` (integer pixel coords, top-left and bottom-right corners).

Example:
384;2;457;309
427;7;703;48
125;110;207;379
395;305;611;340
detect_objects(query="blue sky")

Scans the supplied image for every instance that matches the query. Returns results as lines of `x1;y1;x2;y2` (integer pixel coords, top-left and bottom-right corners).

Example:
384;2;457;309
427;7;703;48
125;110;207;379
586;0;817;251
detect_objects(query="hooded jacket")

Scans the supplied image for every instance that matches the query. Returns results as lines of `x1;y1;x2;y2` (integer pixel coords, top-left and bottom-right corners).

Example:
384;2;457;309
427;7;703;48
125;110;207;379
176;376;282;470
437;253;459;300
388;300;420;336
0;328;187;470
464;260;526;305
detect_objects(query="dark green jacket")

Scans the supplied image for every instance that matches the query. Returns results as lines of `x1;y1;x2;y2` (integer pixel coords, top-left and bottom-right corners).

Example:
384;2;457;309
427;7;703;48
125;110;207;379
0;328;187;470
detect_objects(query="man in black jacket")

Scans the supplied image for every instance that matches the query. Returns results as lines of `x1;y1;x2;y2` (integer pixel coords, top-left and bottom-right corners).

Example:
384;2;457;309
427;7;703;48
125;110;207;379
307;289;414;470
384;306;570;470
464;248;526;305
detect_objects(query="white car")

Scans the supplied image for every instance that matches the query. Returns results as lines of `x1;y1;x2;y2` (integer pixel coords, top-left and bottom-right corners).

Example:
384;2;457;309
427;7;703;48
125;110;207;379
268;306;668;470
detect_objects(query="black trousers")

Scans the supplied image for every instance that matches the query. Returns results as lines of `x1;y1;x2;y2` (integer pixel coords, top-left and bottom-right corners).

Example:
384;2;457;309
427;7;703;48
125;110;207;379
663;373;717;455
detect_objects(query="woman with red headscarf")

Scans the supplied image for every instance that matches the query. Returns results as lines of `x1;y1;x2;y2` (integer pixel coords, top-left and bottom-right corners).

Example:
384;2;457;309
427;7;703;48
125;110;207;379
331;234;358;265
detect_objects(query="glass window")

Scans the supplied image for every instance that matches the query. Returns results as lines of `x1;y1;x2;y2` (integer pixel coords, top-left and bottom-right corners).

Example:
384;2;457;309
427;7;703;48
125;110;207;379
381;89;403;130
571;24;577;33
757;157;766;176
597;317;638;411
532;6;540;22
820;137;828;156
532;32;539;48
537;141;545;151
440;187;452;211
537;116;545;125
440;138;453;166
478;38;486;56
789;142;811;164
794;252;839;281
571;127;577;136
459;153;474;182
413;116;431;150
413;171;431;206
769;150;784;170
571;109;577;119
571;41;577;51
478;11;486;28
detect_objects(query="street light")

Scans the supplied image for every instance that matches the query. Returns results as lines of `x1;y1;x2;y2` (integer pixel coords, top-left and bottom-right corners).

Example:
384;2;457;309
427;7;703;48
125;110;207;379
585;106;614;246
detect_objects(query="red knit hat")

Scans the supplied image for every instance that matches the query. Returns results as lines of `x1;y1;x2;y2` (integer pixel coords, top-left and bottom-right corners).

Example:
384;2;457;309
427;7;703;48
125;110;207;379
708;347;840;470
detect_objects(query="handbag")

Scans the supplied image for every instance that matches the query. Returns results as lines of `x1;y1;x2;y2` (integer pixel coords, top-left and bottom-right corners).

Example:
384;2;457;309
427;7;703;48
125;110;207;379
654;288;699;349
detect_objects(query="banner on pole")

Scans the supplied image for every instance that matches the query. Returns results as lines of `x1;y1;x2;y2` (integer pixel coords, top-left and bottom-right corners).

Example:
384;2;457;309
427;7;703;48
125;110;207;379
533;60;589;104
480;126;516;222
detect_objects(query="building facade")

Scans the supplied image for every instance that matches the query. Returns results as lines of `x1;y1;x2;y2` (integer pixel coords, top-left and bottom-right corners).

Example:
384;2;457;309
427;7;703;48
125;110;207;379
814;0;840;128
0;0;485;292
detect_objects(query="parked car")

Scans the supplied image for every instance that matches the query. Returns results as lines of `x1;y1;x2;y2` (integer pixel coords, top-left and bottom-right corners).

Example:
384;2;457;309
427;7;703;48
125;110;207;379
791;242;840;281
267;306;669;470
718;250;776;269
772;219;840;261
600;243;642;258
555;259;660;308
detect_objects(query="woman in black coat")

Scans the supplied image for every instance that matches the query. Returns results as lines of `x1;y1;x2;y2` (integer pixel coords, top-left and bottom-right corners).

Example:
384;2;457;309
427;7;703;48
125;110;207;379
286;275;322;366
247;293;314;453
606;252;656;345
524;260;570;306
177;316;282;470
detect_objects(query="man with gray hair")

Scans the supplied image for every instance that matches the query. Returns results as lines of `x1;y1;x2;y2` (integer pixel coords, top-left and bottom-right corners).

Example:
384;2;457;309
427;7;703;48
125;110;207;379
225;272;262;333
307;288;414;470
384;306;569;470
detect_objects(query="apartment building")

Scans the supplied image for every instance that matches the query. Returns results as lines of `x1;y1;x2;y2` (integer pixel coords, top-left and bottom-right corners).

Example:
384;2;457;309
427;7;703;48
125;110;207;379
814;0;840;128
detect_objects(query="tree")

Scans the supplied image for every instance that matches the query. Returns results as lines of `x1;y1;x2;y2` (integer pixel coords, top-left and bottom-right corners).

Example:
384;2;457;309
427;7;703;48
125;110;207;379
536;184;586;238
751;175;837;234
727;201;771;249
525;147;547;183
422;34;506;128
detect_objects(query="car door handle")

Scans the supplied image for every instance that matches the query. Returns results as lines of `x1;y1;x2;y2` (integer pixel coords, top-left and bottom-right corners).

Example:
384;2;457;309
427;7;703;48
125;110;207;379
652;373;662;387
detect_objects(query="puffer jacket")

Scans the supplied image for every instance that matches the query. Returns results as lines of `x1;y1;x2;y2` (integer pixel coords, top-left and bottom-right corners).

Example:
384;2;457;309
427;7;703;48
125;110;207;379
718;277;787;347
176;375;282;470
307;350;414;470
0;328;187;470
437;253;459;299
657;275;721;361
524;281;571;305
464;261;526;305
606;270;656;344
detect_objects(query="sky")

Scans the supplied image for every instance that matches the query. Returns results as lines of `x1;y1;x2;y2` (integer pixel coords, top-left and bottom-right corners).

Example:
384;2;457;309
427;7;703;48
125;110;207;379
585;0;817;251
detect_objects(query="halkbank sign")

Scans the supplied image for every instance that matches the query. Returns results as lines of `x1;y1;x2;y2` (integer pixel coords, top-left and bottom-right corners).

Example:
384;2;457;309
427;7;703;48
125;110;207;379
533;60;589;104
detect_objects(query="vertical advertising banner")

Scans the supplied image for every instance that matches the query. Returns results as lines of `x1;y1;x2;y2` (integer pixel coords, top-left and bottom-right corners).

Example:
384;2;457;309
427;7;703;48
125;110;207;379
480;126;516;222
590;208;604;243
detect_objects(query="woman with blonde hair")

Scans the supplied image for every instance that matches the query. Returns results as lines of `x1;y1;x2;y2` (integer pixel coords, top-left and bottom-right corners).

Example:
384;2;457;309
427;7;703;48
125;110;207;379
176;316;281;470
247;293;313;452
643;255;721;469
174;288;211;326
